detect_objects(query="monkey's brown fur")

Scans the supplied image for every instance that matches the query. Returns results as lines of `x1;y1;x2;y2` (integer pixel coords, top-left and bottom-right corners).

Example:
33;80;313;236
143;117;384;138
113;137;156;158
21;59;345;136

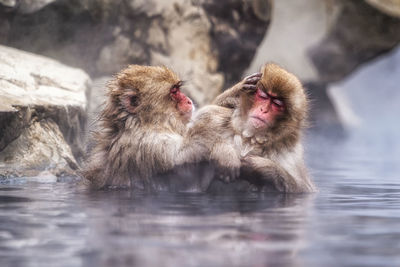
192;63;316;192
83;65;205;189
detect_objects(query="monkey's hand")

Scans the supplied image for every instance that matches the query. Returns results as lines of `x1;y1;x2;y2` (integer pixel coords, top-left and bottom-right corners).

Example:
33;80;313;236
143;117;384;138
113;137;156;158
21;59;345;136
213;72;262;108
214;158;241;183
241;72;262;92
211;143;241;183
242;155;299;192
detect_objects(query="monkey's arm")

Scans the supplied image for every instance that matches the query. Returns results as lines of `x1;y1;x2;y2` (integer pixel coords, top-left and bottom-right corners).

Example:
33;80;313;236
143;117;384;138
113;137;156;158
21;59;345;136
210;142;241;182
213;72;261;108
186;105;241;181
143;132;207;172
242;155;316;193
212;81;242;108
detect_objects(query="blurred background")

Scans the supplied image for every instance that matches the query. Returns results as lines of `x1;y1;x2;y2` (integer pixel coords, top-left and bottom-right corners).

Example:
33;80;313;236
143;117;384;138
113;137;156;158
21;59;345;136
1;1;400;267
1;0;400;177
0;0;399;178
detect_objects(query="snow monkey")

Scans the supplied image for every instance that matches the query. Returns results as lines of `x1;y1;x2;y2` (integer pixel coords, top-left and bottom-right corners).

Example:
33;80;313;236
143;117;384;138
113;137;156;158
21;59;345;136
191;63;316;193
83;65;203;189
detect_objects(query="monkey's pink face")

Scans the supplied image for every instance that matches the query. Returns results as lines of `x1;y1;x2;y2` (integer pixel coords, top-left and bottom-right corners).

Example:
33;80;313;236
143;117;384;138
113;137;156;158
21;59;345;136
170;84;193;122
248;88;285;129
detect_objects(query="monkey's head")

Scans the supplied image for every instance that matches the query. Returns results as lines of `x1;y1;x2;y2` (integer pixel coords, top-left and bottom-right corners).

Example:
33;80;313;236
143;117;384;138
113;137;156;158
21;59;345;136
236;63;308;145
107;65;193;126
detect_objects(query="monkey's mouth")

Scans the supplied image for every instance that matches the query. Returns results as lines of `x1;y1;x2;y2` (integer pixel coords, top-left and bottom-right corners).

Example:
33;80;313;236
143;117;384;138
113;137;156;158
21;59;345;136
250;116;268;128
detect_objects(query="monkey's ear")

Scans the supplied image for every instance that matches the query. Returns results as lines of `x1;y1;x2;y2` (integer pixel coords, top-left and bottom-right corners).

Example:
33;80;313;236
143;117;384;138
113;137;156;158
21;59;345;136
120;91;139;114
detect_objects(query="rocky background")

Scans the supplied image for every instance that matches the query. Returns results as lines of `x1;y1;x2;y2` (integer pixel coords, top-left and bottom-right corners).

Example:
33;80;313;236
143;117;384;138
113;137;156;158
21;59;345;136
0;0;399;178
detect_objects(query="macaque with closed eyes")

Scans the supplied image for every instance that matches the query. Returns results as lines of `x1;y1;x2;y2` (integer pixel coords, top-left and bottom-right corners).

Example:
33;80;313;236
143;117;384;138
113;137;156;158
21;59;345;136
190;63;316;193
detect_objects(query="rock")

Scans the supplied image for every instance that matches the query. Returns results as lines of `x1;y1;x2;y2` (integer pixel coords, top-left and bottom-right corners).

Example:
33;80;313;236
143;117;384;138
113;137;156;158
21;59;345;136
0;120;78;178
251;0;400;133
246;0;343;133
17;0;57;14
96;35;148;75
0;45;90;178
202;0;272;87
365;0;400;18
0;0;269;106
308;0;400;83
328;46;400;135
86;76;109;132
146;0;224;104
0;0;56;13
0;0;15;8
247;0;327;81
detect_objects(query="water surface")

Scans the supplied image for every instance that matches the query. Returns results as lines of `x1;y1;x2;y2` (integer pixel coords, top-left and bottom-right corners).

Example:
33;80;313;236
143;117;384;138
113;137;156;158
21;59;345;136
0;133;399;267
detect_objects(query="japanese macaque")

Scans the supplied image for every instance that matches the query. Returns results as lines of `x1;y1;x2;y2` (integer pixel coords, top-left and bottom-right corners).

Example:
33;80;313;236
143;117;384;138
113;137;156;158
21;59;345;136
83;65;207;189
193;63;316;193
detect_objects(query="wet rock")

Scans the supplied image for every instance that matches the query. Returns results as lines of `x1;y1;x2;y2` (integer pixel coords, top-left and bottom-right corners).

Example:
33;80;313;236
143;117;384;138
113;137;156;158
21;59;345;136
0;0;269;106
0;45;90;178
0;120;79;178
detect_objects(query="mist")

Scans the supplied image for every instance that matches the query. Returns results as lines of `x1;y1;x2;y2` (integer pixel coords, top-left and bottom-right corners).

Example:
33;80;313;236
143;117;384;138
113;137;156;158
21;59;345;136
1;1;400;267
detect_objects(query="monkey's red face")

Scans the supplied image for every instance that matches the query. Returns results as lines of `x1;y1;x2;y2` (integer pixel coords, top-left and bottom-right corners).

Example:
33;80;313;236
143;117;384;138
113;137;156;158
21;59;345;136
170;83;193;122
248;88;285;129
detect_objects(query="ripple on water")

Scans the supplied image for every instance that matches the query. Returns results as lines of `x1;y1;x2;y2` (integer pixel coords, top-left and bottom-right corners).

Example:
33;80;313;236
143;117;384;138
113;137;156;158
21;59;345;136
0;136;399;267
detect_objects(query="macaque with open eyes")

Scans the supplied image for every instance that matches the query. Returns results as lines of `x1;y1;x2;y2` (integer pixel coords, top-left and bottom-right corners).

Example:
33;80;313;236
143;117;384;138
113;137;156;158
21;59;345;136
191;63;316;193
83;65;209;190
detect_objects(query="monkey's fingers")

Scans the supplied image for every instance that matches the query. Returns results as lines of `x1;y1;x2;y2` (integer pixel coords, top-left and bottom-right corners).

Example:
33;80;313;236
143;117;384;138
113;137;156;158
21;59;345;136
242;84;257;92
226;167;241;183
217;168;236;183
230;167;240;182
218;172;231;183
235;167;240;178
245;77;261;84
244;72;262;82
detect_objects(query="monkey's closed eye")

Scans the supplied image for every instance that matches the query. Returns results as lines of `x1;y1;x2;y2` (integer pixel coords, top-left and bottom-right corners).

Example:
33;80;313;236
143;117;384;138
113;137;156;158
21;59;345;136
272;98;284;108
257;89;269;99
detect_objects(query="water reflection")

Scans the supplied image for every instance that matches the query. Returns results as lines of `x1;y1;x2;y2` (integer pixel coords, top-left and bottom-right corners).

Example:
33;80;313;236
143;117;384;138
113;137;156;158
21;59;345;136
0;134;400;267
79;189;313;267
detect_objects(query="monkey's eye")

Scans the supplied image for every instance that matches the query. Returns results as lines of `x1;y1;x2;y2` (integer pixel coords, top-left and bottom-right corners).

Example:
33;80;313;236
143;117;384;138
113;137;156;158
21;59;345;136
257;89;269;99
272;98;284;108
170;86;179;94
